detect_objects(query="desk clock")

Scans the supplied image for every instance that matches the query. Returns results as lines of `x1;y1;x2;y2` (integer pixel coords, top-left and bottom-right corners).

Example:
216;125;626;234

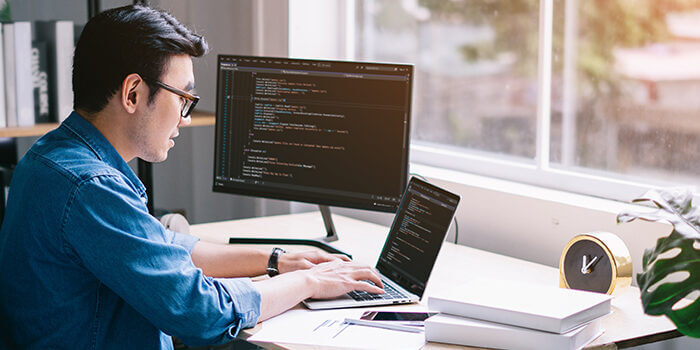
559;232;632;294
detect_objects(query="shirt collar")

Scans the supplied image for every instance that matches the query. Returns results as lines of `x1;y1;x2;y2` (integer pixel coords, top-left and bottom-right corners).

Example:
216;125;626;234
61;111;147;198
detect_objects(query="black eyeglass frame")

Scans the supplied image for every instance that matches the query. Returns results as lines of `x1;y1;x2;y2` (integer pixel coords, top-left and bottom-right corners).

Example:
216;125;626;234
150;80;200;118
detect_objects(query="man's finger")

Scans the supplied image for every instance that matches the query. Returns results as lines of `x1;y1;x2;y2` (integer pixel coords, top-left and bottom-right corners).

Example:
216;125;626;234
334;253;351;262
306;251;338;264
301;260;314;269
350;268;384;289
353;281;385;294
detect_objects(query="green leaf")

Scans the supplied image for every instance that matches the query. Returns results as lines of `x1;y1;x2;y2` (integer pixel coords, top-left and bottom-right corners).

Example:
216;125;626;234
617;188;700;338
0;3;10;22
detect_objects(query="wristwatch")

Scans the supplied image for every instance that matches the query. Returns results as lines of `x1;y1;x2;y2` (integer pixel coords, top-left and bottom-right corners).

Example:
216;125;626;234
266;247;285;277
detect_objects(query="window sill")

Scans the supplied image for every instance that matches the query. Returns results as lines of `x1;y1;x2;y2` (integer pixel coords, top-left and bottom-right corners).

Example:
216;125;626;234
410;163;639;217
408;162;671;280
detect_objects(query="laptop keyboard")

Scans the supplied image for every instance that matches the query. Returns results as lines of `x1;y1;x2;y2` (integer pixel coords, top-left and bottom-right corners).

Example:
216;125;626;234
347;279;408;301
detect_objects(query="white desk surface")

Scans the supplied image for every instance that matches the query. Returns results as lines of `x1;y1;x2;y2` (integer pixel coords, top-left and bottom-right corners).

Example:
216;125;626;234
190;212;679;350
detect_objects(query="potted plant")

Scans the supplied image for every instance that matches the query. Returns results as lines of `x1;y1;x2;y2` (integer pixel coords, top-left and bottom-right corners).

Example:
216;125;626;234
617;188;699;337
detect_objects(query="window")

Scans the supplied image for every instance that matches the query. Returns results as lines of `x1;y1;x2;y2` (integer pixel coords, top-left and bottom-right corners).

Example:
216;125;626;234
357;0;540;159
292;0;700;201
550;0;700;188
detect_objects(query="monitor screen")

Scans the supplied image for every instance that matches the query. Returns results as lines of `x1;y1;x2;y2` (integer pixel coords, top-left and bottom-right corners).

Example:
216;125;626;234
213;55;413;212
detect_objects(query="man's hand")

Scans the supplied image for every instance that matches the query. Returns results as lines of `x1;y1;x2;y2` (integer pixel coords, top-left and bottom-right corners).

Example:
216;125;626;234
277;250;351;274
303;260;384;299
255;259;384;321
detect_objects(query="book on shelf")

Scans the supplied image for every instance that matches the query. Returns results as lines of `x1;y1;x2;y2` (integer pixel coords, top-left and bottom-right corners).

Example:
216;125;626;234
427;278;612;334
3;22;16;127
0;24;6;128
3;21;35;127
35;20;74;123
425;313;604;350
32;40;50;124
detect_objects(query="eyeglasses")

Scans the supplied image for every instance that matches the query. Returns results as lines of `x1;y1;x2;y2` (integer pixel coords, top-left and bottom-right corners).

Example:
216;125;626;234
151;80;200;118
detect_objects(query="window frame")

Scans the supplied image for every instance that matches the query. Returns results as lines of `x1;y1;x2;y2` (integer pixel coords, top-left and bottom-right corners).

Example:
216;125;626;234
289;0;700;203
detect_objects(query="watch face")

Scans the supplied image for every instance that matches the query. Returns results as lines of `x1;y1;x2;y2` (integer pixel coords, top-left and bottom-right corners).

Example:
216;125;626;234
563;239;613;293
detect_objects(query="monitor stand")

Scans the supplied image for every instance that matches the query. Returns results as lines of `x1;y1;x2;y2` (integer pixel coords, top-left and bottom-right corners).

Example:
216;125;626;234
227;205;352;258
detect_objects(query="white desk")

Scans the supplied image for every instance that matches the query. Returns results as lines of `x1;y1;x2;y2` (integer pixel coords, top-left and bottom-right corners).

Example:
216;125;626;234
190;212;680;349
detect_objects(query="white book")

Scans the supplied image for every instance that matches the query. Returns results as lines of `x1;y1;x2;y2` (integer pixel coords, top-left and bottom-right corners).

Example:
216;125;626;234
4;22;16;127
35;21;74;122
13;21;34;127
425;313;604;350
0;25;6;128
3;22;34;127
427;279;612;334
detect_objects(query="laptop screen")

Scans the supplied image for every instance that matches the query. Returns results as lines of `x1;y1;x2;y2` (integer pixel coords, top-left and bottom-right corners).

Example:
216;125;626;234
376;177;460;298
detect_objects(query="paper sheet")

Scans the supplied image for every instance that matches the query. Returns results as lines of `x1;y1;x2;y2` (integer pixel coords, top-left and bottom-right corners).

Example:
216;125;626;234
247;309;426;350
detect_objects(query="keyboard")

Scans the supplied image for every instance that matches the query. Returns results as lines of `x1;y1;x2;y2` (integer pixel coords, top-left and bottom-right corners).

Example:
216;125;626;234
347;279;408;301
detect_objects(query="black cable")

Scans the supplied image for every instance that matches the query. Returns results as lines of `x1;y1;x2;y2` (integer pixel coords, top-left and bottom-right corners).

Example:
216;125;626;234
88;0;100;19
408;172;460;245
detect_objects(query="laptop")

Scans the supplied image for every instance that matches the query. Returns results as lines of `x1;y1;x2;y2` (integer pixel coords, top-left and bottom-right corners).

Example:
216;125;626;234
303;177;461;309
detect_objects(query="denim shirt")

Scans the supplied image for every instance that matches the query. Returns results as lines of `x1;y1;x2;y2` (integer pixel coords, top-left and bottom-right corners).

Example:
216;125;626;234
0;112;261;349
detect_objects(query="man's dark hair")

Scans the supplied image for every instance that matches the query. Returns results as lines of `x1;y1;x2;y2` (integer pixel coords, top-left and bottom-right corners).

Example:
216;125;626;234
73;5;208;114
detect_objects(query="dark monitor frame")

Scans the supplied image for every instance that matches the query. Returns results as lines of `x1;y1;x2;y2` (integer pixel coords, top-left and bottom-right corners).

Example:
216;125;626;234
213;55;414;254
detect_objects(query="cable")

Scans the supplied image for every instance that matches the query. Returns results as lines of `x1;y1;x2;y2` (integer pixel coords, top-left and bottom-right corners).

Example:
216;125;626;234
453;216;459;245
409;172;460;245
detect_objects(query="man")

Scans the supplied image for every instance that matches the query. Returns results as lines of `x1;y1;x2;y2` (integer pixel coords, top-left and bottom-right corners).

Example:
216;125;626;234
0;5;384;349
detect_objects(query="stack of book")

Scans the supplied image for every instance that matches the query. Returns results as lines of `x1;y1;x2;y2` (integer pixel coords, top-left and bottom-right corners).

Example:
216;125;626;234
0;20;75;127
425;279;612;350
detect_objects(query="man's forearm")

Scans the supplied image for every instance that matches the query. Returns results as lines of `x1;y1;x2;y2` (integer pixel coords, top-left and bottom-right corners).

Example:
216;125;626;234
253;270;314;321
190;241;269;278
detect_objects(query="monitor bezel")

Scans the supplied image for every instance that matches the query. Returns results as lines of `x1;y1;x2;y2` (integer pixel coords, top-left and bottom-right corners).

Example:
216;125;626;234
212;54;414;213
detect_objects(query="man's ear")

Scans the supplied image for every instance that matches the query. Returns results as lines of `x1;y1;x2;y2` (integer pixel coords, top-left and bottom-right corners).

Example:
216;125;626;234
120;73;146;114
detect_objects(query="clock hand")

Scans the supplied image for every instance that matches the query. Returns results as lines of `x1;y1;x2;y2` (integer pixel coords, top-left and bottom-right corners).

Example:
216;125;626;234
581;255;599;274
586;256;599;269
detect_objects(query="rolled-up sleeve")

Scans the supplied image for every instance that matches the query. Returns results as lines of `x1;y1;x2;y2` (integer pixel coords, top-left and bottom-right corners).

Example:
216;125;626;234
61;175;261;346
219;278;262;336
166;229;200;254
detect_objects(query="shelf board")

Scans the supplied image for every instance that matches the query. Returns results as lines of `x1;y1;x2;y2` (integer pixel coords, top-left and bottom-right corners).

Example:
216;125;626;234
189;112;215;127
0;123;59;138
0;112;216;138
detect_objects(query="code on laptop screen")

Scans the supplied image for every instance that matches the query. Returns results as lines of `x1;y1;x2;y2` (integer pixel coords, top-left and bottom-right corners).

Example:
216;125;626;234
377;178;460;297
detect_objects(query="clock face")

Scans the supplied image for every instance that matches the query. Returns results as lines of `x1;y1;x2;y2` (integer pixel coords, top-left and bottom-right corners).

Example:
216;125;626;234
563;239;613;293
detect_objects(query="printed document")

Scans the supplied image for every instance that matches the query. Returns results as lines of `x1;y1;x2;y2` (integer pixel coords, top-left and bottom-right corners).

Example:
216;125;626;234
247;309;425;349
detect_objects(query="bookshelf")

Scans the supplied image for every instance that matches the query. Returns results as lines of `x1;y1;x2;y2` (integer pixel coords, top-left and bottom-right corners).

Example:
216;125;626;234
0;112;215;138
0;0;213;218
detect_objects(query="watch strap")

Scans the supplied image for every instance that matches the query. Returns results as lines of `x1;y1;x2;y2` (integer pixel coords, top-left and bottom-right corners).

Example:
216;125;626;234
266;247;285;277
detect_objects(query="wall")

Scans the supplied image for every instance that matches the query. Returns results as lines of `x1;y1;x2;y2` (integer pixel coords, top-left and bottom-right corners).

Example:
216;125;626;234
8;0;139;23
8;0;89;23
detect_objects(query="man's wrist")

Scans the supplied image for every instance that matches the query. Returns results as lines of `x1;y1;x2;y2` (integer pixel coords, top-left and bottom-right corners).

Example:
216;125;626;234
266;247;285;277
298;269;317;299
